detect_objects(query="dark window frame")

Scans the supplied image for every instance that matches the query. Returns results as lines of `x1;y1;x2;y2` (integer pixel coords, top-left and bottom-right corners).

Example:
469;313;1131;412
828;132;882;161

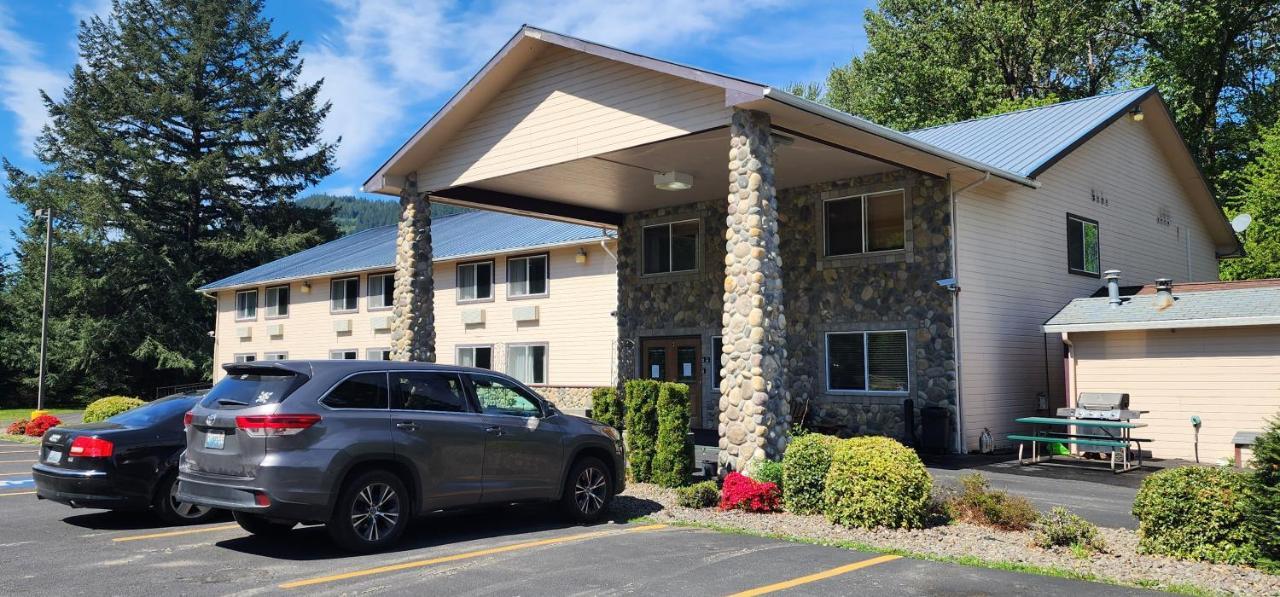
823;189;907;258
456;259;495;303
1066;213;1101;278
641;219;700;276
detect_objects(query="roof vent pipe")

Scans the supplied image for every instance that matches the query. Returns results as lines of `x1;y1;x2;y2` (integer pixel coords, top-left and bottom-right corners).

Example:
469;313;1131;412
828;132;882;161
1104;270;1122;307
1154;278;1174;311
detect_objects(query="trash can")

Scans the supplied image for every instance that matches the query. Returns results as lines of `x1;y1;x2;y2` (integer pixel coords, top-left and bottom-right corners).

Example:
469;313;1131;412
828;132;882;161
921;407;951;454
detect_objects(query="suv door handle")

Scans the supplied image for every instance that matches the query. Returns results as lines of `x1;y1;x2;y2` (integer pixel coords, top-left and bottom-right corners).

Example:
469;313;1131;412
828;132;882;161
484;425;505;436
395;421;419;431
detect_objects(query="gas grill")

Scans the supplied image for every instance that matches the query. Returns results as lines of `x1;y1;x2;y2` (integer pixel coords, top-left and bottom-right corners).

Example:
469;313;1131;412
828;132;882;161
1057;392;1144;422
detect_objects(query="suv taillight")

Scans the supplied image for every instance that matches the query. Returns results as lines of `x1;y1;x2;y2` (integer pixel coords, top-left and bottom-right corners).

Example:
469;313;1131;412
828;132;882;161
69;436;114;458
183;411;193;430
235;414;320;437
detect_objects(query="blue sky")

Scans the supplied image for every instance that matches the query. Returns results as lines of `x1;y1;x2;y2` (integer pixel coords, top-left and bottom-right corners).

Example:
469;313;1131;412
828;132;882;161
0;0;875;256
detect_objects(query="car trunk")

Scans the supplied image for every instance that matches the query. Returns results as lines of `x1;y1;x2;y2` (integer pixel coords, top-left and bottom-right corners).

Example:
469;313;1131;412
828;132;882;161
40;423;123;473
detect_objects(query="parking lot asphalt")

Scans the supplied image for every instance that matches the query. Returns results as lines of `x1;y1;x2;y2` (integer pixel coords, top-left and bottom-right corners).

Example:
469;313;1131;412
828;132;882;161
0;440;1163;596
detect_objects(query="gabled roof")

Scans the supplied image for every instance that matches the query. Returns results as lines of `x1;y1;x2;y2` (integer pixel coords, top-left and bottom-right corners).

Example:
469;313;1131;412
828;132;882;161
1043;281;1280;333
907;87;1155;178
198;210;613;292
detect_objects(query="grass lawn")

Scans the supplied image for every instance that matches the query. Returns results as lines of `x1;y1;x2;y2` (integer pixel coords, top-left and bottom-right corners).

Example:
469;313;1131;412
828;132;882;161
0;408;82;424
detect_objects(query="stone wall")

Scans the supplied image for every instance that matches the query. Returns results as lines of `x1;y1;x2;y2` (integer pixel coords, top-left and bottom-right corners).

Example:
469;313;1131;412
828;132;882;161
390;183;436;362
539;386;600;410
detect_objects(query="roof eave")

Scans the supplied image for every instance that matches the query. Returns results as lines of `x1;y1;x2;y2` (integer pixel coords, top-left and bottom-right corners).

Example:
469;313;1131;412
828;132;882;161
1043;315;1280;334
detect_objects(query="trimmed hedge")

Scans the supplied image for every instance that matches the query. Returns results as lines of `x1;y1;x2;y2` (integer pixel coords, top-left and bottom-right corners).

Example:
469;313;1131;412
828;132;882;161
822;436;932;529
781;433;840;515
83;396;145;423
623;380;659;482
651;382;693;487
1132;466;1260;564
590;387;624;430
1248;413;1280;562
750;459;784;490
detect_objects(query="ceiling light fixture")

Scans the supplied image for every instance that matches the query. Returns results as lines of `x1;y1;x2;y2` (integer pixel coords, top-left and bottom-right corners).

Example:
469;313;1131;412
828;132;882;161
654;171;693;191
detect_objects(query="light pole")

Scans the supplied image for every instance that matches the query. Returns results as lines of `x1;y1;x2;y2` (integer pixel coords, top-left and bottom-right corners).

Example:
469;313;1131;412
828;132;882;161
33;208;52;412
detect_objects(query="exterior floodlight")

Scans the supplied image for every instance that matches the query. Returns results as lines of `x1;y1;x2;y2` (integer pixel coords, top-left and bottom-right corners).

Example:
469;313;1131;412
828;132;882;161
653;171;693;191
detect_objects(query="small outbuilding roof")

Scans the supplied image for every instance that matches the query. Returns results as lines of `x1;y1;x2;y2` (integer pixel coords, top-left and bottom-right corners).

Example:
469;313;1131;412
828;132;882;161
198;210;612;292
1043;280;1280;333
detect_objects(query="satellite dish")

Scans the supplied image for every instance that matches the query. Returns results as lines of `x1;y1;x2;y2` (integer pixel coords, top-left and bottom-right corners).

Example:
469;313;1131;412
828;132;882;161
1231;213;1253;233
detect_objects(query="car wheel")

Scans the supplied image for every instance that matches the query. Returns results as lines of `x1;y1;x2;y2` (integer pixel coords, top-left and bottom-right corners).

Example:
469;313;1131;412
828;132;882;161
327;470;409;553
233;511;296;537
153;473;218;525
561;456;612;523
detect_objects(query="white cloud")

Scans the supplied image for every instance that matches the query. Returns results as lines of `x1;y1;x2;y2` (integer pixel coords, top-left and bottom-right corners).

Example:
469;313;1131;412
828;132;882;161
0;6;66;156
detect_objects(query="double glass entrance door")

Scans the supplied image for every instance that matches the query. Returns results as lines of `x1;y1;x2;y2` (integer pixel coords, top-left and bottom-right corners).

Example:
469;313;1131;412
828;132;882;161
640;337;702;428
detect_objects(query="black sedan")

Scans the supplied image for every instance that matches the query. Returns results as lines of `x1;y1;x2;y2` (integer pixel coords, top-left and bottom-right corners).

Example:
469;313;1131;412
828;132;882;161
32;393;219;524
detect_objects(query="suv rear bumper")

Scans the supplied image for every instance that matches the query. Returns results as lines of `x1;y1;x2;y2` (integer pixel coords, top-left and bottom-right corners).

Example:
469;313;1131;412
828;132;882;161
177;468;329;523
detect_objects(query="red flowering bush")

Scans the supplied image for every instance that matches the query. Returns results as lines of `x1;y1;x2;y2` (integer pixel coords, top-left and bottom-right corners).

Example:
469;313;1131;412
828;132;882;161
25;415;61;437
719;471;781;513
6;419;27;435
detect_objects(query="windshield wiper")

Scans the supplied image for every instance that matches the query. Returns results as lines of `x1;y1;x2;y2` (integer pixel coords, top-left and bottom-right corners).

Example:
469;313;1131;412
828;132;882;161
216;398;249;407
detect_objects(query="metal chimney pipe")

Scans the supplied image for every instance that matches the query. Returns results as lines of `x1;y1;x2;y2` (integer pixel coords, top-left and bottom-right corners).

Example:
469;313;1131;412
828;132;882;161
1104;270;1122;307
1154;278;1174;310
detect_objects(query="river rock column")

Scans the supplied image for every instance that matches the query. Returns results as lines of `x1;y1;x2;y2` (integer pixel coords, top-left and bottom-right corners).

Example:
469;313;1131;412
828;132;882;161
719;109;789;474
390;175;436;362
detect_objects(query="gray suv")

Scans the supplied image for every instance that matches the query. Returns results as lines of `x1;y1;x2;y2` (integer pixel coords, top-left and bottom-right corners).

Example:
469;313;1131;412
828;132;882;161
177;361;624;552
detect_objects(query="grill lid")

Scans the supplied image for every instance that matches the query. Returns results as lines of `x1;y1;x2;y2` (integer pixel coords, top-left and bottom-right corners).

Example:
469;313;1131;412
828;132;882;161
1076;392;1129;410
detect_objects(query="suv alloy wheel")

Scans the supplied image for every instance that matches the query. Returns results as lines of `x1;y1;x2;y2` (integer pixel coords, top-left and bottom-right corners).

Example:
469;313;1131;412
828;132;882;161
328;470;409;552
561;457;612;522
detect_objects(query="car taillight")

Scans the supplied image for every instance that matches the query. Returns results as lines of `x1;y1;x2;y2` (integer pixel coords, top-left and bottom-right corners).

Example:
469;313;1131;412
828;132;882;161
183;411;193;430
235;414;320;437
69;436;114;458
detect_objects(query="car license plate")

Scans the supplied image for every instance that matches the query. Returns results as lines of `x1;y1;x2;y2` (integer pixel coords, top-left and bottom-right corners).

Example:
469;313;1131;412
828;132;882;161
204;431;225;450
46;449;62;465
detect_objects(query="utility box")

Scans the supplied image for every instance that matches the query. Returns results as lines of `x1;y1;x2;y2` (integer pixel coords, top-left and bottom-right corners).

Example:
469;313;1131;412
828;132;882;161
333;319;352;333
921;406;951;454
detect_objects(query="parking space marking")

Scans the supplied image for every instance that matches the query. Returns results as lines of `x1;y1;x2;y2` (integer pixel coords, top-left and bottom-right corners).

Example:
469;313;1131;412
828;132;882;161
112;524;242;543
0;472;31;476
279;523;669;589
727;554;902;597
0;450;38;454
0;459;36;464
0;491;37;497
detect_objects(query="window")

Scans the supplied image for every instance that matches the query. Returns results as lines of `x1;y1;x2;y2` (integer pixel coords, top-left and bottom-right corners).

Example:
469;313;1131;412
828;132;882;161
507;255;548;297
329;349;358;360
233;353;257;363
1067;214;1100;277
330;277;359;312
235;289;258;320
367;348;392;361
642;220;698;275
321;372;388;409
711;336;724;393
506;344;547;385
265;285;289;318
263;351;288;361
457;346;493;369
391;371;469;413
825;331;909;393
368;273;394;310
471;375;542;417
456;260;493;302
824;190;906;256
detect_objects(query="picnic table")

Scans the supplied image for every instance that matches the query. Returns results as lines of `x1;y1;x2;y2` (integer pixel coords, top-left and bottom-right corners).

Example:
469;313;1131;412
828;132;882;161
1008;416;1148;473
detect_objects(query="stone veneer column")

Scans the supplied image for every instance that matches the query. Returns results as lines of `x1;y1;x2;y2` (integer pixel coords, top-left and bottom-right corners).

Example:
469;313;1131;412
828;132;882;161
390;176;436;362
719;109;789;473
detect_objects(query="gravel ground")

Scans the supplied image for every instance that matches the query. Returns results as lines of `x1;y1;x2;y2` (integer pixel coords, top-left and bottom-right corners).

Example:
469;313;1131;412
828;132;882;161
616;483;1280;596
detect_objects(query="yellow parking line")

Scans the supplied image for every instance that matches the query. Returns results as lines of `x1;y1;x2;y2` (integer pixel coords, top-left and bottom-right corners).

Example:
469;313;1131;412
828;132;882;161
0;491;37;497
113;524;243;543
727;554;902;597
280;523;669;589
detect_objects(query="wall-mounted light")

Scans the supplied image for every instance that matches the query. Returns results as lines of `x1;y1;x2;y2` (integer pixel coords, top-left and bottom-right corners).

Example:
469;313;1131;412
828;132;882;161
300;280;312;294
653;171;693;191
1129;106;1144;122
575;247;588;264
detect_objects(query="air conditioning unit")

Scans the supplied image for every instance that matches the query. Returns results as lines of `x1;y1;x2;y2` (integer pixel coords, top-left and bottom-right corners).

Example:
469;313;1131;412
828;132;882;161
266;323;284;337
333;319;352;333
235;326;252;340
370;316;392;331
512;305;539;323
461;308;485;325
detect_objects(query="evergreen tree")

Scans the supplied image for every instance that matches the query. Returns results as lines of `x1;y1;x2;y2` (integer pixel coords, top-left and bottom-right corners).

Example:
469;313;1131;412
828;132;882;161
2;0;338;403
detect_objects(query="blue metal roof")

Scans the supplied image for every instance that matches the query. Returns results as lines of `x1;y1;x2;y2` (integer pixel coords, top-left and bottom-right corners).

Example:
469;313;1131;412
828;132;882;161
198;210;613;292
906;87;1155;178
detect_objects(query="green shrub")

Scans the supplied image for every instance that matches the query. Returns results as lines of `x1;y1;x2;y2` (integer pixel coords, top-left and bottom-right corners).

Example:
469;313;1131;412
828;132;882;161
750;459;784;491
781;433;839;515
675;480;719;508
822;436;932;529
1132;466;1261;564
1248;413;1280;562
83;396;145;423
623;380;660;483
945;473;1040;531
590;387;624;430
1034;507;1105;552
651;383;693;487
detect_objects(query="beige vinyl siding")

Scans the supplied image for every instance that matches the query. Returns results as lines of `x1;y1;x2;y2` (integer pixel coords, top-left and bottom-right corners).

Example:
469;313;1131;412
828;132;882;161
416;44;731;192
955;116;1221;451
1069;326;1280;462
211;243;617;388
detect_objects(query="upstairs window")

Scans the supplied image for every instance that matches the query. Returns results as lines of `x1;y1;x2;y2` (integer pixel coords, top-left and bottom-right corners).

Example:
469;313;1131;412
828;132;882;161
508;255;548;297
1067;214;1100;277
643;220;698;275
457;260;494;302
457;346;493;369
826;331;909;393
368;273;394;309
235;289;258;320
330;276;359;313
265;285;289;318
824;190;906;256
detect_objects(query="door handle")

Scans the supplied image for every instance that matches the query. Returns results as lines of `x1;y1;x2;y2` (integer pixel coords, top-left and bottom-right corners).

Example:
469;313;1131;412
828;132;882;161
396;422;419;431
484;425;505;436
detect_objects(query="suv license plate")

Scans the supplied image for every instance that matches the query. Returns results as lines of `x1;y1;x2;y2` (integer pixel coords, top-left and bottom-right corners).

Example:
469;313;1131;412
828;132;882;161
46;449;62;465
204;431;225;450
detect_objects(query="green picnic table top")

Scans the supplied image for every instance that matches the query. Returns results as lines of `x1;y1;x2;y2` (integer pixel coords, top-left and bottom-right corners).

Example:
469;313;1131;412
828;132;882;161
1015;416;1146;429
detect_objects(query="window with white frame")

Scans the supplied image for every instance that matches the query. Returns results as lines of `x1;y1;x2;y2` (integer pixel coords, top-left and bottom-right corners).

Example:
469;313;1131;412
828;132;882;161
824;190;906;257
506;344;546;385
1066;213;1100;277
233;353;257;363
457;260;494;302
507;255;547;297
642;220;698;275
330;277;359;312
235;289;258;320
329;349;358;360
368;273;394;309
263;351;288;361
825;331;909;393
457;345;493;369
367;347;392;361
265;285;289;318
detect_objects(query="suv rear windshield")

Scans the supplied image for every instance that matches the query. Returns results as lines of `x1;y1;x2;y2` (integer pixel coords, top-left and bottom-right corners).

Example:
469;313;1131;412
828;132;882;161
200;372;304;409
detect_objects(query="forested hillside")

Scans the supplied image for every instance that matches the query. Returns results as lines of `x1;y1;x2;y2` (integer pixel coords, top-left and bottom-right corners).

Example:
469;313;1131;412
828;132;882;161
299;194;468;234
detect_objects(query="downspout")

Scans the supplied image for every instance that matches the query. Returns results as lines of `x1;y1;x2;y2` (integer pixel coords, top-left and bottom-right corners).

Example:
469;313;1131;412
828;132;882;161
599;233;619;386
948;171;990;453
202;291;219;383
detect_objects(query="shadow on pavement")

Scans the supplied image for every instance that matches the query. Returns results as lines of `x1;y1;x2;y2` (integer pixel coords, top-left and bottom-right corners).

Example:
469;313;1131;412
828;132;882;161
62;508;232;531
920;451;1188;490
